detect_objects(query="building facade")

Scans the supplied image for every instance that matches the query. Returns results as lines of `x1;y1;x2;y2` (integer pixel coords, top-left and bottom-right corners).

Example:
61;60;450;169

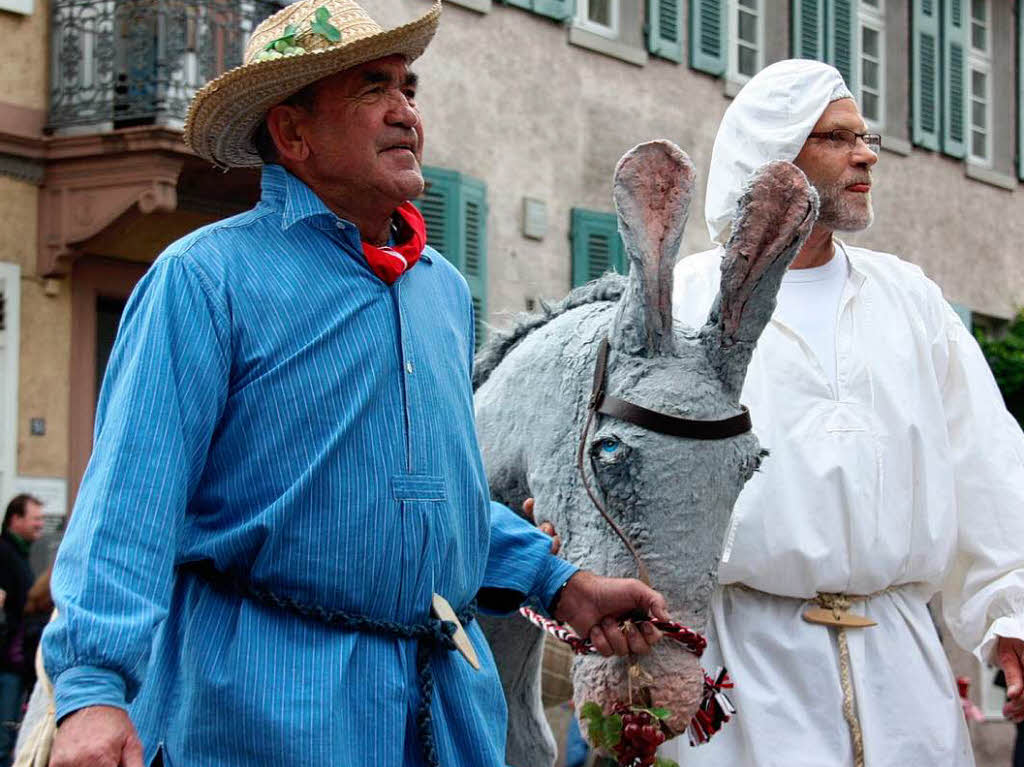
0;0;1021;760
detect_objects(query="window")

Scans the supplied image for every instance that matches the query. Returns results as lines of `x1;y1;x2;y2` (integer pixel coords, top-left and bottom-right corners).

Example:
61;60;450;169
415;168;489;347
576;0;619;37
857;1;885;129
728;0;763;82
970;0;988;51
967;0;991;164
571;209;626;288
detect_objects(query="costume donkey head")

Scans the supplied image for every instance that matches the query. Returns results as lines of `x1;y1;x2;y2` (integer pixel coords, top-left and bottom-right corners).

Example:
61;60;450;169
475;141;818;766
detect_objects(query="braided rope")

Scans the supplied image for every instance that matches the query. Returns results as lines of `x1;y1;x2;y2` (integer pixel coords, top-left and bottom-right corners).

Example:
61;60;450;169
183;563;472;767
518;606;734;746
518;606;707;657
816;593;865;767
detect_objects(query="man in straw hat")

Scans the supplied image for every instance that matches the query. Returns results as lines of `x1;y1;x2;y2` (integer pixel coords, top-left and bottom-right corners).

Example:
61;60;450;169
661;58;1024;767
41;2;670;765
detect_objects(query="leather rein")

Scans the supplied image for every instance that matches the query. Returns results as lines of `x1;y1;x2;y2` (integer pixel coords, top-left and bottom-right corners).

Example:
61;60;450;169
575;337;752;585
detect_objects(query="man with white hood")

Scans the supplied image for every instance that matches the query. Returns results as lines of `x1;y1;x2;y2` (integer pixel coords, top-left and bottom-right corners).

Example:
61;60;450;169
663;58;1024;766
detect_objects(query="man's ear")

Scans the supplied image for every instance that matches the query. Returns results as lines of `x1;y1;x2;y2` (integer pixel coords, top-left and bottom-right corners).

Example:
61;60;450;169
266;104;312;164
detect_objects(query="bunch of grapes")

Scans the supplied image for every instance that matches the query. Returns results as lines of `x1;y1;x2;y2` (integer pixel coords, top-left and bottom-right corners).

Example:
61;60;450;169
611;707;667;766
580;701;677;767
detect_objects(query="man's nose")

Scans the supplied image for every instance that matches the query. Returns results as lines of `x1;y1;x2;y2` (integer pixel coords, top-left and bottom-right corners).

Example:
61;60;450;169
386;93;419;129
851;139;878;167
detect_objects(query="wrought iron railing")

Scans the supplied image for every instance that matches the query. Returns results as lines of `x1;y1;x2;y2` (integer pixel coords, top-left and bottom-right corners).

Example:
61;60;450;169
48;0;282;133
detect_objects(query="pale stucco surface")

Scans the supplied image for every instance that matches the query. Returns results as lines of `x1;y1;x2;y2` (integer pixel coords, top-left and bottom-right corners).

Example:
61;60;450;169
0;0;49;110
16;278;70;478
0;175;69;477
368;1;1024;327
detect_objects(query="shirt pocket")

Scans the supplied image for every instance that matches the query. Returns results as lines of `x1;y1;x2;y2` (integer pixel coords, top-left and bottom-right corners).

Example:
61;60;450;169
391;475;447;501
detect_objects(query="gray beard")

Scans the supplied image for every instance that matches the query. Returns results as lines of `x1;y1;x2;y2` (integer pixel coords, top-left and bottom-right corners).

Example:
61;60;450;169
815;179;874;232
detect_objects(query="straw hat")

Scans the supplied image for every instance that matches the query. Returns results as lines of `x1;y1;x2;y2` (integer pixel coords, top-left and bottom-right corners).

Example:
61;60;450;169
184;0;442;168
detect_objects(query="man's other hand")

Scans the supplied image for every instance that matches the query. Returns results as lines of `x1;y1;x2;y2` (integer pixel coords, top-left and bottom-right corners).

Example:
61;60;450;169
999;636;1024;722
50;705;144;767
553;570;669;657
522;497;560;554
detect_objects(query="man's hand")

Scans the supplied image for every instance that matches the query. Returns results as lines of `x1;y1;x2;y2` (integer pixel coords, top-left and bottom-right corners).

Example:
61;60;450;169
522;497;560;554
553;570;669;657
50;705;144;767
1000;636;1024;722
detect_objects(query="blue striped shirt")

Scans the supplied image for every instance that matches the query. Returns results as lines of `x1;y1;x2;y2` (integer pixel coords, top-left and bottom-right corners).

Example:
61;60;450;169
43;164;576;766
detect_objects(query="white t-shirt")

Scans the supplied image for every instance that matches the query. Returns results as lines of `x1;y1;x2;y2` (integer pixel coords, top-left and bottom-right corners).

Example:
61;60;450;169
772;247;849;393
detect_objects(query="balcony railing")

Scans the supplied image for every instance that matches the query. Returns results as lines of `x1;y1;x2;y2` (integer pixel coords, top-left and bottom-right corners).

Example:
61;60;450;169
48;0;281;133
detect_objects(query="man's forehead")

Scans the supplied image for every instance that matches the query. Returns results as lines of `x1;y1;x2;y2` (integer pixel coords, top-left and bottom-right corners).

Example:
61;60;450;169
811;98;867;132
351;55;414;82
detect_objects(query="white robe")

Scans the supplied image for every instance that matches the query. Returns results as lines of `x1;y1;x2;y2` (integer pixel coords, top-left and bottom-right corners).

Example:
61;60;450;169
661;244;1024;767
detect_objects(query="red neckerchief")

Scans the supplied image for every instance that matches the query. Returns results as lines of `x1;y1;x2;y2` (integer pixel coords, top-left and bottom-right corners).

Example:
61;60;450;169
361;202;426;284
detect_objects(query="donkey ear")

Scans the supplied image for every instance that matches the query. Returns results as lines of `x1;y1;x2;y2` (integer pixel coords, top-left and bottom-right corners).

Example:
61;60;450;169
609;141;695;357
701;161;819;397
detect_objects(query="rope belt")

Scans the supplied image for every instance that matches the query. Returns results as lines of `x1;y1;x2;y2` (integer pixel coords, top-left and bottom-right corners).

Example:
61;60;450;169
730;583;914;767
180;561;475;767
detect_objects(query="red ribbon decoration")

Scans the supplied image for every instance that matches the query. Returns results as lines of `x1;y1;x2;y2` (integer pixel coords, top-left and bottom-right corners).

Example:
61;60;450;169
361;201;427;284
517;606;735;747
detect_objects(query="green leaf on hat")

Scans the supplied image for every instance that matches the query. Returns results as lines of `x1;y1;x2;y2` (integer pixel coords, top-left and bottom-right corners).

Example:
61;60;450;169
311;5;342;42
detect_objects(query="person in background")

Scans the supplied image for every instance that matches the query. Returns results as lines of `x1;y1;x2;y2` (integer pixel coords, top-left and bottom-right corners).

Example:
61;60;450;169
0;495;43;766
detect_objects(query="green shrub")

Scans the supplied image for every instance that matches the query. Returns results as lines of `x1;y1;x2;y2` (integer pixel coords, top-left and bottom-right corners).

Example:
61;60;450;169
976;311;1024;427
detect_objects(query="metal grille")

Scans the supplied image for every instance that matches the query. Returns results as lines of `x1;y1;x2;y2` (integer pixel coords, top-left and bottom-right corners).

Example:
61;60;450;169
49;0;281;131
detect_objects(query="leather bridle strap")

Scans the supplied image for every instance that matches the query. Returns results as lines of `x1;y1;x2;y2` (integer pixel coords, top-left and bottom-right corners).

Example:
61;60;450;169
576;337;754;587
592;338;752;440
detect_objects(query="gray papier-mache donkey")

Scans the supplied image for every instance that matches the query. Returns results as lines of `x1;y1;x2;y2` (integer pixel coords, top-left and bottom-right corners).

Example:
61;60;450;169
474;140;819;767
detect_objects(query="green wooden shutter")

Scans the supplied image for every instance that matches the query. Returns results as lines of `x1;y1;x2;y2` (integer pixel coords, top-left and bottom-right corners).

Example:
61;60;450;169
415;168;489;348
461;178;488;349
942;0;967;158
826;0;857;92
417;168;460;265
647;0;683;62
792;0;826;59
912;0;941;150
502;0;532;9
689;0;726;76
533;0;574;20
571;209;625;288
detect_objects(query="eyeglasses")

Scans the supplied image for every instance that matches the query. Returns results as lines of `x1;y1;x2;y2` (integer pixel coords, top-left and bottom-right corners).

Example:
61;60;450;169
806;129;882;153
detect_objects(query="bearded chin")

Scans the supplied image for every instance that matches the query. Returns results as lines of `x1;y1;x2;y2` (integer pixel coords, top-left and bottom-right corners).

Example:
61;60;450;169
818;188;874;233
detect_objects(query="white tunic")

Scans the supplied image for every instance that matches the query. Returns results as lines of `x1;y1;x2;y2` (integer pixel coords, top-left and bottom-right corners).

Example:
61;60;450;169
774;249;848;392
661;244;1024;767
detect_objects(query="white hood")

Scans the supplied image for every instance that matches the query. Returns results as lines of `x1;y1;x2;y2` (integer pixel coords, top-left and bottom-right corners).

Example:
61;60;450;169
705;59;853;245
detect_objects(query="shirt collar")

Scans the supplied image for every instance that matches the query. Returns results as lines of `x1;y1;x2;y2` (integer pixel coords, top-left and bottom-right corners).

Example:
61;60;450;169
834;239;868;292
259;164;432;263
